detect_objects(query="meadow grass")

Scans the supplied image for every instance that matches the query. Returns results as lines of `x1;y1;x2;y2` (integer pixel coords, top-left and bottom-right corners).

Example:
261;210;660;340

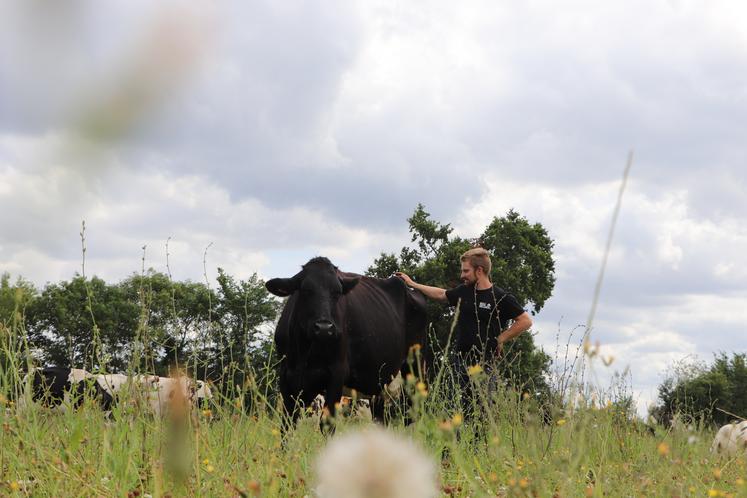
1;342;745;498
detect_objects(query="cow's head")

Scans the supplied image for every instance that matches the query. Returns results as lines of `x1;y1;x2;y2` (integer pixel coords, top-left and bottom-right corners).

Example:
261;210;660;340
266;257;359;341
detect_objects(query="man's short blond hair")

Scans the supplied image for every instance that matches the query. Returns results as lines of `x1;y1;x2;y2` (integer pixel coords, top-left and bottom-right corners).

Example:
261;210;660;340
461;247;492;275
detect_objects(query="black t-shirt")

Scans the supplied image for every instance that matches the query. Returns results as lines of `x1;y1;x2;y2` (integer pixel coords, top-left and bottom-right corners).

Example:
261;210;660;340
445;284;525;355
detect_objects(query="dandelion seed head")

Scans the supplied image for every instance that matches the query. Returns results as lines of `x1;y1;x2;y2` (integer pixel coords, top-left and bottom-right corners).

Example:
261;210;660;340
315;427;437;498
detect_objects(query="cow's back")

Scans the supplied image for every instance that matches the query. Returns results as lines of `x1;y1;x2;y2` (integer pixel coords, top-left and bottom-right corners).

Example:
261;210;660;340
339;275;427;393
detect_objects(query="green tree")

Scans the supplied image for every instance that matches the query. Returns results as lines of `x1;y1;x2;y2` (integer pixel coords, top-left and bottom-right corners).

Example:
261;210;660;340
199;269;280;397
367;204;555;396
117;271;215;374
652;353;747;426
1;273;37;326
25;275;140;371
0;273;37;383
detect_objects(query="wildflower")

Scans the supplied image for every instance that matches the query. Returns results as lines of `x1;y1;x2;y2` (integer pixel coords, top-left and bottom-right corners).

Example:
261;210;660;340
10;481;19;491
206;465;215;473
451;414;463;426
519;478;529;489
438;420;453;431
416;382;428;396
488;472;498;482
708;489;721;497
315;427;437;498
202;409;212;418
736;478;745;486
247;480;261;496
203;458;210;465
522;392;530;400
467;364;483;377
657;442;670;456
712;468;722;480
270;429;280;437
556;419;567;426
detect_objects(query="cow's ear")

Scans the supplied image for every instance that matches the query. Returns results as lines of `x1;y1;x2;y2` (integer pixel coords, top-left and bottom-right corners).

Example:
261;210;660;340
340;276;360;294
266;277;298;297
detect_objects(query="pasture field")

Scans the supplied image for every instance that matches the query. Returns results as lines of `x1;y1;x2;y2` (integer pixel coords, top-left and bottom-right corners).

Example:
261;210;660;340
1;360;745;498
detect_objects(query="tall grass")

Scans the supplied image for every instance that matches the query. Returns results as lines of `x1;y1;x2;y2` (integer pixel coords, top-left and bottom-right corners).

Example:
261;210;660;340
2;313;745;497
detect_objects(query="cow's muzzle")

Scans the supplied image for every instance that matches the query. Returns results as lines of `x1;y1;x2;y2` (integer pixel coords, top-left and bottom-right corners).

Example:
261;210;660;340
313;319;337;339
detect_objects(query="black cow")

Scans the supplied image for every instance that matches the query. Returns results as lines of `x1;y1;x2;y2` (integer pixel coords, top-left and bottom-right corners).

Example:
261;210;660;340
266;257;427;429
21;367;112;411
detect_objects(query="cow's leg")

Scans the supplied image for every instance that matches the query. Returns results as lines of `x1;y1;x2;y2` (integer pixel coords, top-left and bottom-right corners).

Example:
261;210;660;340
321;369;345;435
279;373;303;437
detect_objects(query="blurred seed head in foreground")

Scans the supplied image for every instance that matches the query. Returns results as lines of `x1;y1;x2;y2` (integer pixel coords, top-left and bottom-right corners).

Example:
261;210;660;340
315;427;437;498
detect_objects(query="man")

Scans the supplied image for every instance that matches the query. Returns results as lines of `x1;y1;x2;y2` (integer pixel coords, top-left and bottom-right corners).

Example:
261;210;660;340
395;247;532;418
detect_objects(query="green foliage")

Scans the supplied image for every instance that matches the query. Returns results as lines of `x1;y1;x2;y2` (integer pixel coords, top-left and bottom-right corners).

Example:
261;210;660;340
367;204;555;399
15;269;279;393
652;352;747;425
0;272;36;326
25;275;140;371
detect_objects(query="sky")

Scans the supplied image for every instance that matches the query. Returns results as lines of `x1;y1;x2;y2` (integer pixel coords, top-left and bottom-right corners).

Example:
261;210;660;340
1;0;746;416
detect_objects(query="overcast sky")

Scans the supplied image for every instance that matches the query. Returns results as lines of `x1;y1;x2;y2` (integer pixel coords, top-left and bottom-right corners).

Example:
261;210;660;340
2;0;746;416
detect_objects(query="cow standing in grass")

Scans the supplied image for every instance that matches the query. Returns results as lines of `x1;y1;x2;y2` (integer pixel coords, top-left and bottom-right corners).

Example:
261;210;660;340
711;421;747;457
266;257;427;430
95;374;213;417
19;367;111;412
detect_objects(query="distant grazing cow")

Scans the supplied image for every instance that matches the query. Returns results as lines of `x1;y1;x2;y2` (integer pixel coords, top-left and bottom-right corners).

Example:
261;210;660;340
266;257;427;429
95;374;212;417
19;367;110;412
711;421;747;457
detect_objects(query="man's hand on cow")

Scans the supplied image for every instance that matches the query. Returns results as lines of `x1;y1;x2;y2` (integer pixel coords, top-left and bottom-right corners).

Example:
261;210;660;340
394;271;415;287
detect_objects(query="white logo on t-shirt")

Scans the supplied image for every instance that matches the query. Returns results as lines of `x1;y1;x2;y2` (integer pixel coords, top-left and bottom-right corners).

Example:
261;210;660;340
478;301;492;310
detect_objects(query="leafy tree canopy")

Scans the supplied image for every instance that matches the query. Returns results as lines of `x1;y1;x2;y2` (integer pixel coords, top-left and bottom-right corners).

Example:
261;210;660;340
652;352;747;426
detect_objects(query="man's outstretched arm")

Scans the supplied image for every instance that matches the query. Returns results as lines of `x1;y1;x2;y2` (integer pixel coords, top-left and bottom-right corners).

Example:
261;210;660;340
394;272;448;303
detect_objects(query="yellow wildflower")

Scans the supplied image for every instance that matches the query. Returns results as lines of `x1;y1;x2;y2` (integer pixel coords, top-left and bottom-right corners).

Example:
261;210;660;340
206;465;215;473
712;468;722;480
9;481;19;491
467;364;483;376
451;414;463;426
271;428;280;437
556;419;567;426
736;477;745;486
657;442;670;456
416;382;427;396
707;489;720;497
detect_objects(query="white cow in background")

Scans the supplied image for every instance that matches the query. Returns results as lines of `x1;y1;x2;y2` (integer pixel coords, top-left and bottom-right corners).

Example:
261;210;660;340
94;374;212;417
711;421;747;457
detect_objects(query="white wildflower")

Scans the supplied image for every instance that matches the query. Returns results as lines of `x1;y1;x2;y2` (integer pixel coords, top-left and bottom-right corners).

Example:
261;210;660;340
315;427;437;498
